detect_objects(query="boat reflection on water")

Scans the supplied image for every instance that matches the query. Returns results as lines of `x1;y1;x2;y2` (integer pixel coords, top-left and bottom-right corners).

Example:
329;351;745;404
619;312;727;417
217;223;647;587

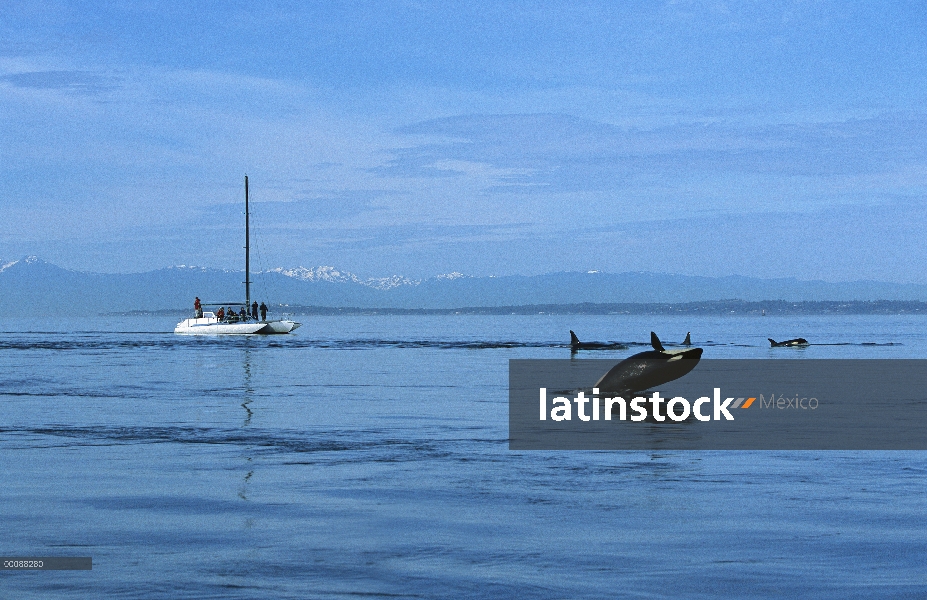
238;346;255;508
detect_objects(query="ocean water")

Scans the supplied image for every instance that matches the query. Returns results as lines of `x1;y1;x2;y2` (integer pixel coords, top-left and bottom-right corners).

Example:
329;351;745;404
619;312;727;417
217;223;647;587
1;314;926;598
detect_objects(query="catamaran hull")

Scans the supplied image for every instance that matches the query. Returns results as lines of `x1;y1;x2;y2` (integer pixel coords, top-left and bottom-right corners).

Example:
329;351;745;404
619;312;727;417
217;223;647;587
174;318;268;335
255;320;301;334
174;317;301;335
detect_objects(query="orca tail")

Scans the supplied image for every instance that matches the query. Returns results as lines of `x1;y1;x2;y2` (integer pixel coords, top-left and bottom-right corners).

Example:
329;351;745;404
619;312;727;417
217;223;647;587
768;338;778;347
683;332;691;346
570;330;580;346
651;331;665;352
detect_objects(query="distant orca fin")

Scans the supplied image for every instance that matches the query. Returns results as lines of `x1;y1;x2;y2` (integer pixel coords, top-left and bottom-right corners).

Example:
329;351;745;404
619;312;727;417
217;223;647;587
570;330;580;346
768;338;778;346
651;331;665;352
683;332;691;346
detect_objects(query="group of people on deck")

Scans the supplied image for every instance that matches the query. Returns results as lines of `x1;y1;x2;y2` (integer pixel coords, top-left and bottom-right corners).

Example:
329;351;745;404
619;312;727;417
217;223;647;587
194;297;268;322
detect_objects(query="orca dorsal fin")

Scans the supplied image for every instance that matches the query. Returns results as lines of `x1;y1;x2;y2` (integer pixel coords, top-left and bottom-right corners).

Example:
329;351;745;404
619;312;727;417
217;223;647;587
651;331;665;352
570;330;580;346
683;332;691;346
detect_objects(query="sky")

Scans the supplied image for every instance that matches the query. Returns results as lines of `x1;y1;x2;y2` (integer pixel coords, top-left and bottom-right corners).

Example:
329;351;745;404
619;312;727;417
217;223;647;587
1;1;926;281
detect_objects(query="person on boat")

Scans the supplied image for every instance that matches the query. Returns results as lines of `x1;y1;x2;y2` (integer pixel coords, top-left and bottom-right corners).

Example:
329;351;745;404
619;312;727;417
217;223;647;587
260;302;267;321
194;297;203;318
239;307;248;320
216;307;225;320
251;301;258;320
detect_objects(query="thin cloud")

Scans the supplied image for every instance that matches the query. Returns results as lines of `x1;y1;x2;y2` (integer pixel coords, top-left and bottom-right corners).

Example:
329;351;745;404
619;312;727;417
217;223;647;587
383;112;927;200
1;70;121;95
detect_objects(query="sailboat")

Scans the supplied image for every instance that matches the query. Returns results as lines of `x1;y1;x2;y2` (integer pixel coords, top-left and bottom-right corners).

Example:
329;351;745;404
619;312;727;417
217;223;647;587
174;176;302;335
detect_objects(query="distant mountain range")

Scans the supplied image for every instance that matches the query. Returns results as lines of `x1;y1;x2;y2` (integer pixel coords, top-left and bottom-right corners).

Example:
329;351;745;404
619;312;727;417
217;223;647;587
4;256;927;316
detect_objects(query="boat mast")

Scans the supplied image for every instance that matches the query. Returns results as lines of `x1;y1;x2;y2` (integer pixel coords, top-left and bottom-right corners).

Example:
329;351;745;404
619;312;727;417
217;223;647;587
244;175;251;310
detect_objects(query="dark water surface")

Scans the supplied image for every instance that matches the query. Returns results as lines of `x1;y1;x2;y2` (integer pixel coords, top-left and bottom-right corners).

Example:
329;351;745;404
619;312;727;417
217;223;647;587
2;315;926;598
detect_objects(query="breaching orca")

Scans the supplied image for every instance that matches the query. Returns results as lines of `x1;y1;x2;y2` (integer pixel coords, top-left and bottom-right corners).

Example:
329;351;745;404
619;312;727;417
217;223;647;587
569;330;626;352
768;338;809;347
594;332;703;395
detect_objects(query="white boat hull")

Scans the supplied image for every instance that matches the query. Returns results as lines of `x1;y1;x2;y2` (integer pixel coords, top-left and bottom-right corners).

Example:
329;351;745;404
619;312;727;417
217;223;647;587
174;317;268;335
174;315;301;335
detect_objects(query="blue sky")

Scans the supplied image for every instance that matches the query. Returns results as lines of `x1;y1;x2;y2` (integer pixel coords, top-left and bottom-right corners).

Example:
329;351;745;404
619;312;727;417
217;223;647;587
1;1;926;281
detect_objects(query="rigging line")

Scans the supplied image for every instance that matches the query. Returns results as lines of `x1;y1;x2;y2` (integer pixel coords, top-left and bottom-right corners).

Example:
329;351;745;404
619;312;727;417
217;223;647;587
246;184;281;310
248;184;267;305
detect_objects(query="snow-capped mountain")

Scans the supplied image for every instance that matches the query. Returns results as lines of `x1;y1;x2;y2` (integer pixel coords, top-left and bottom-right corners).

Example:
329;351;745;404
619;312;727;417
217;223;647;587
268;266;362;284
1;255;44;272
267;266;468;290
